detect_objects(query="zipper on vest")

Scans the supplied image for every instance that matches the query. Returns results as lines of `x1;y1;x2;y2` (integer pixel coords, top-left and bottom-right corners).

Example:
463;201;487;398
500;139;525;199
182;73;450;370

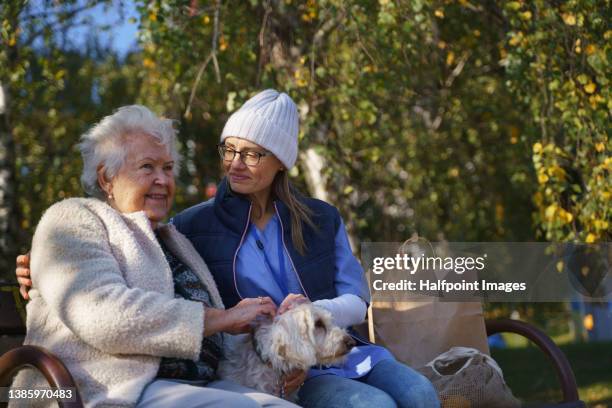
273;202;310;299
232;203;253;300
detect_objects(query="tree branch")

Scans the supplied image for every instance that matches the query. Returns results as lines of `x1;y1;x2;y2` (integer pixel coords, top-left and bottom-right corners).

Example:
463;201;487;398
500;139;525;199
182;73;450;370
210;0;221;83
184;0;221;119
309;7;347;89
256;1;272;87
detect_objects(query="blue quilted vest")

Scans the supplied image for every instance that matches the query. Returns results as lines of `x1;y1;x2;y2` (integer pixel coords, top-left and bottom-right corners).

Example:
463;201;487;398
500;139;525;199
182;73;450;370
172;178;341;308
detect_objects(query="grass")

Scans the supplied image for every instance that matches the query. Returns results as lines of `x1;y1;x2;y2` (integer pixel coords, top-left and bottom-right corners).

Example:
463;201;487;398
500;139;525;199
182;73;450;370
491;341;612;407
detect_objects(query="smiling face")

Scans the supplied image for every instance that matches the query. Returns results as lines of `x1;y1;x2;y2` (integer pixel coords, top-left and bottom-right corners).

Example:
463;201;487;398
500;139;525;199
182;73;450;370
98;133;175;227
222;137;284;197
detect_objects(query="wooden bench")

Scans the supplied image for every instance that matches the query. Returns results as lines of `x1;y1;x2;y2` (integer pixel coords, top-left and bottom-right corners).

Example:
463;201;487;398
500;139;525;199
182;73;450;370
0;282;585;408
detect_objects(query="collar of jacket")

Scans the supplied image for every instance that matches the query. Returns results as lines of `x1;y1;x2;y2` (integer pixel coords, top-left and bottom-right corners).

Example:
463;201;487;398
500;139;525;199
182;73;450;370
213;177;293;235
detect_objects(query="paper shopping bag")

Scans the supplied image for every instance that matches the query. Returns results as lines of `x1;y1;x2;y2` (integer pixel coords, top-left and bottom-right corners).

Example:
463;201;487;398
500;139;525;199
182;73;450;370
369;299;490;368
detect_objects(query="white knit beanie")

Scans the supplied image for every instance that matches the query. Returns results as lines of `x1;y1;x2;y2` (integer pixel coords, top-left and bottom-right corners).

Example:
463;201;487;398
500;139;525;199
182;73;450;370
220;89;299;169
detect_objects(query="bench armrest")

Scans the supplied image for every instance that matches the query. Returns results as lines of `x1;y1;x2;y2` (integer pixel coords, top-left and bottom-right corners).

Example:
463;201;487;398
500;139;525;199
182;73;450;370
0;345;83;408
486;319;582;405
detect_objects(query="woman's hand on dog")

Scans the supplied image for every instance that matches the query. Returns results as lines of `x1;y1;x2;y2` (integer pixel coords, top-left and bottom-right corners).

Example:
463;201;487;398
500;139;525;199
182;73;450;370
278;293;310;314
283;369;308;395
204;297;277;336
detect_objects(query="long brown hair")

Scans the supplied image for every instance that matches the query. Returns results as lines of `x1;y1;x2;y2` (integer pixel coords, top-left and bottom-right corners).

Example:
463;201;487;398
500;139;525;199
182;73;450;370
272;171;316;255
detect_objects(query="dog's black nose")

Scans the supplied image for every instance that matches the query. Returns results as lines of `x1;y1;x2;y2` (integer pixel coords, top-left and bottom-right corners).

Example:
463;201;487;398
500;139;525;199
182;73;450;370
344;336;356;349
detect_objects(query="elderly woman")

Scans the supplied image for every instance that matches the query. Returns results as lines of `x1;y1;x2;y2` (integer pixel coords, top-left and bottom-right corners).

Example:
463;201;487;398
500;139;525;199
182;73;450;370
11;105;298;408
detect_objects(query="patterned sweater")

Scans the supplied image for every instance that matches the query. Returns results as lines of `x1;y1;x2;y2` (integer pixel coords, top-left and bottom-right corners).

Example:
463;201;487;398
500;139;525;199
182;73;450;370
156;234;224;383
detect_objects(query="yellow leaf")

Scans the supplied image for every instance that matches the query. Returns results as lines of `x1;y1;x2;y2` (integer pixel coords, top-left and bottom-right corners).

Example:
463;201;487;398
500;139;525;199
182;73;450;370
435;9;444;18
558;209;573;224
495;203;504;222
509;32;523;46
585;233;596;243
8;36;16;46
544;204;557;220
446;51;455;66
203;15;210;24
533;142;542;153
510;126;519;144
584;82;596;94
585;44;596;55
533;191;543;206
507;2;521;11
556;261;564;273
547;165;566;180
520;11;532;20
583;314;593;331
510;126;519;138
219;37;228;51
149;13;157;22
562;13;576;26
595;142;605;152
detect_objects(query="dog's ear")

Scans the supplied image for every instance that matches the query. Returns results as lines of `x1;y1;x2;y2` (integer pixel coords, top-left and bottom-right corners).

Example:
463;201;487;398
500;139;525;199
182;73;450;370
250;314;274;332
298;308;318;345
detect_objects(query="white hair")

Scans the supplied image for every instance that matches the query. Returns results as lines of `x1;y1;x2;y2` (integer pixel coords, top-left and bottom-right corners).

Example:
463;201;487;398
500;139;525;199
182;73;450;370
79;105;181;199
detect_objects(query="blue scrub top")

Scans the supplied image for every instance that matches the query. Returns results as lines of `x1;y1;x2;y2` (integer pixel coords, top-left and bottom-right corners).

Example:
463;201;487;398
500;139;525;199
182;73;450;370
236;213;394;379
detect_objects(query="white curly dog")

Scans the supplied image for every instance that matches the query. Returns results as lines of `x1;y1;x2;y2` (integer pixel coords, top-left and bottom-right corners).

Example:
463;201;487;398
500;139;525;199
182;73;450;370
218;303;356;398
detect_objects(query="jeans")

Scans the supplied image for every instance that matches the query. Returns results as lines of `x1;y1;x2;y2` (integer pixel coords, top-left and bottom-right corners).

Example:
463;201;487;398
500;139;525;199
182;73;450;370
298;359;440;408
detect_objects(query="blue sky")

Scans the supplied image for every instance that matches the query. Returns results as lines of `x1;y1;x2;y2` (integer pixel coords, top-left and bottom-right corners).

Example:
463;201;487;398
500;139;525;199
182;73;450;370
26;0;142;57
80;1;141;57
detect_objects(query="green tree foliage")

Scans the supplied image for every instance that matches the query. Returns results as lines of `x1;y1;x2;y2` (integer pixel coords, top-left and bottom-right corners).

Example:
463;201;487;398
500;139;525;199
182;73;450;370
501;0;610;243
136;0;556;243
0;0;141;276
1;0;609;279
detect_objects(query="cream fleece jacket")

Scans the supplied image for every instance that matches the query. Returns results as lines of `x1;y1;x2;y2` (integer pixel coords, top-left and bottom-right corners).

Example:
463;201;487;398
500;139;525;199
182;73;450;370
10;198;224;407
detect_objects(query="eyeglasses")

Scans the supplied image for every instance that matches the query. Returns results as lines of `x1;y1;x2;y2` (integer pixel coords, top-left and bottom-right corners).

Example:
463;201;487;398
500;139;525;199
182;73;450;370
217;144;272;167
